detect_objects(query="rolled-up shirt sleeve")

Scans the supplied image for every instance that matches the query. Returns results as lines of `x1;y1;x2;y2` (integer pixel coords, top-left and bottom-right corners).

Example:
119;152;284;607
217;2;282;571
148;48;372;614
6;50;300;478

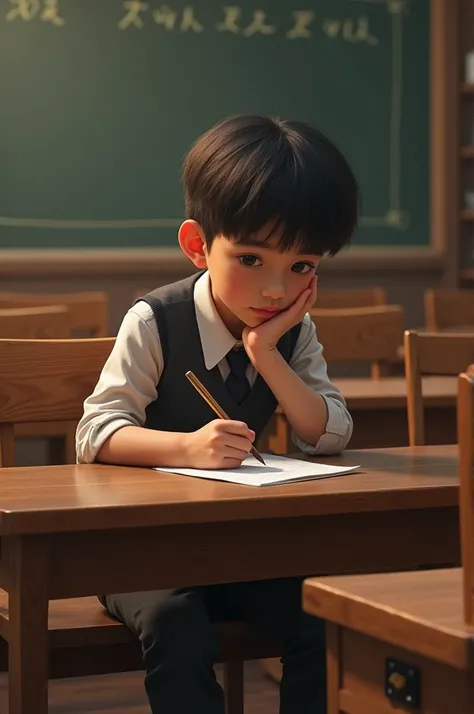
289;314;353;455
75;304;163;464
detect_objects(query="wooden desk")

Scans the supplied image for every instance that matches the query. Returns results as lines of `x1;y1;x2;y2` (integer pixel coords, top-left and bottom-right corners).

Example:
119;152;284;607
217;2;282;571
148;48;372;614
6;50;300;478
303;568;474;713
338;376;457;449
0;445;460;714
266;377;457;453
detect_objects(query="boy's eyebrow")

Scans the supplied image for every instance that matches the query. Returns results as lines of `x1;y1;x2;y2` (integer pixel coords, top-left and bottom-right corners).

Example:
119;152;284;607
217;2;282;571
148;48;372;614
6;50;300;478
232;237;268;248
233;237;319;255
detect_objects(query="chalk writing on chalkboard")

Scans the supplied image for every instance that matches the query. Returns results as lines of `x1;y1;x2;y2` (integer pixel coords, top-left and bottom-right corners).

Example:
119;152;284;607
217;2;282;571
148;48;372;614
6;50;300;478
6;0;64;25
117;3;381;44
4;0;387;46
0;0;412;236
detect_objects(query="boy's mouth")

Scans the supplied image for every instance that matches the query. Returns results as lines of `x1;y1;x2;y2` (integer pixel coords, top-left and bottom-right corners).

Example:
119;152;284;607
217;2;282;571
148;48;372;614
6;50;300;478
250;307;282;318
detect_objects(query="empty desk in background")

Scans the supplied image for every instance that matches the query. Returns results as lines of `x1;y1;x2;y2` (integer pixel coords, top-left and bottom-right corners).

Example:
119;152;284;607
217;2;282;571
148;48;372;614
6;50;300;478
267;377;457;452
338;376;458;448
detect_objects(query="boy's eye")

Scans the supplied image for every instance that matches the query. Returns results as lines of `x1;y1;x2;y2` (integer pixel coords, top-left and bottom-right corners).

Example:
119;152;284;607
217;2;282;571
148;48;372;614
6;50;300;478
292;262;315;274
239;255;262;267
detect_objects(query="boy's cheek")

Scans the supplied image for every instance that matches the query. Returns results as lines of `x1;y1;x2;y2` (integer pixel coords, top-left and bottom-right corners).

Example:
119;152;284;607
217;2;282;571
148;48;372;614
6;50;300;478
220;269;253;303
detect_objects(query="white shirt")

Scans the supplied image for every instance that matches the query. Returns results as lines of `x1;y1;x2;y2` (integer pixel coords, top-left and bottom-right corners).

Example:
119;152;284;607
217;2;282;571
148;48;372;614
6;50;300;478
76;272;352;463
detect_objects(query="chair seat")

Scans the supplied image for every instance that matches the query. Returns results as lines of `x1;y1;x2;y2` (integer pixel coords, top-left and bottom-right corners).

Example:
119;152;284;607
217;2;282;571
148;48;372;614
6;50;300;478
0;591;280;662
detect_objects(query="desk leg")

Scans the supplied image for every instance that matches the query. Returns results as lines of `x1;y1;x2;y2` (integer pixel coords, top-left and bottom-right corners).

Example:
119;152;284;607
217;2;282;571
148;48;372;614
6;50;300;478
7;536;49;714
326;623;341;714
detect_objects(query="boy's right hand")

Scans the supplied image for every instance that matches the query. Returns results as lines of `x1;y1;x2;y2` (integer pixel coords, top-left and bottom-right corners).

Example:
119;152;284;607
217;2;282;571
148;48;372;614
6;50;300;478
184;420;255;469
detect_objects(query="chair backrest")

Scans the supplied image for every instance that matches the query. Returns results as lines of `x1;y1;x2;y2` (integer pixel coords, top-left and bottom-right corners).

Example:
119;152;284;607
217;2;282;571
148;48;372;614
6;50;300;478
0;306;71;339
425;289;474;331
0;291;109;337
457;366;474;625
309;305;404;368
315;287;387;310
0;338;115;466
404;330;474;446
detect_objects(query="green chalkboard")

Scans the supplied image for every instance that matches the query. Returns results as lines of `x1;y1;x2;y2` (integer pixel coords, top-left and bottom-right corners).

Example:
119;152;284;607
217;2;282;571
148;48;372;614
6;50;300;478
0;0;429;249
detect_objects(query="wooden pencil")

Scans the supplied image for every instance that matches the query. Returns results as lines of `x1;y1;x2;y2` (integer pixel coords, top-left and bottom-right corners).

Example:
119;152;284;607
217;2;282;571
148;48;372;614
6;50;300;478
185;370;266;466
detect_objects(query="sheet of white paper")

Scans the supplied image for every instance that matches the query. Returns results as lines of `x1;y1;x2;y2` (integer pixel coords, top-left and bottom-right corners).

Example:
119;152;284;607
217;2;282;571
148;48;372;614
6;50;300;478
153;453;360;487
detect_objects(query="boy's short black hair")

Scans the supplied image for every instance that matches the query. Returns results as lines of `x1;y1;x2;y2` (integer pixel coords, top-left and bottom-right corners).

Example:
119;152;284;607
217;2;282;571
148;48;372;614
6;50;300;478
183;114;360;256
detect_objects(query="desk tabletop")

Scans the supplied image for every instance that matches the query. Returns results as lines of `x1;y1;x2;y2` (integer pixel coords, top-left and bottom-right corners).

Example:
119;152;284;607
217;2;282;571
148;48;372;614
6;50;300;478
0;445;458;535
303;568;473;671
333;376;457;410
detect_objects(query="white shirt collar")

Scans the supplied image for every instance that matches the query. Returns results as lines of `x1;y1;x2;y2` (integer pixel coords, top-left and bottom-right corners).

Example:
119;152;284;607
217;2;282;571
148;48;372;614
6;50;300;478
194;271;240;370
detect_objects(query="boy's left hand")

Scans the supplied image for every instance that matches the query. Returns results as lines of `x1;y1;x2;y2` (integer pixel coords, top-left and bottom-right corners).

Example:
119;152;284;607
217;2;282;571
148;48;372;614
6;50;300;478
242;275;317;364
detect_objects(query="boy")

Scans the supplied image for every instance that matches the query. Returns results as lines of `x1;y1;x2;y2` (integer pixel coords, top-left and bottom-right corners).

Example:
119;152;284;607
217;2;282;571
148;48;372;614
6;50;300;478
76;114;359;714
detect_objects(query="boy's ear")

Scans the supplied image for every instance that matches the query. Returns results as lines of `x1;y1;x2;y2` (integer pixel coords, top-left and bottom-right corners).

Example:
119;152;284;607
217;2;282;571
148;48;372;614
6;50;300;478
178;220;208;269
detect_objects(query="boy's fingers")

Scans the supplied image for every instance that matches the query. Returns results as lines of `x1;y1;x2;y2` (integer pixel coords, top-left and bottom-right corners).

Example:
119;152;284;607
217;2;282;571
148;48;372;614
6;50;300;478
222;456;246;469
222;434;253;453
222;420;255;441
288;286;313;319
284;288;311;319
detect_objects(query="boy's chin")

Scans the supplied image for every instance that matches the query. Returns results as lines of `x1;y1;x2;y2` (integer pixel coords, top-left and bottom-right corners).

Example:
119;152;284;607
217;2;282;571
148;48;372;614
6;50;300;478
244;315;267;328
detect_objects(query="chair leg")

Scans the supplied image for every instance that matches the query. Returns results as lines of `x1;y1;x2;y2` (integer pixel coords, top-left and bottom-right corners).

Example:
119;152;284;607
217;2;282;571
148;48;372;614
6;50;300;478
223;660;244;714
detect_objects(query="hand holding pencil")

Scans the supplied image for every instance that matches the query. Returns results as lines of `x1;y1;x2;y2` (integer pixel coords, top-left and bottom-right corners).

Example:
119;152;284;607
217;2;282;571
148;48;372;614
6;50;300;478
185;370;266;467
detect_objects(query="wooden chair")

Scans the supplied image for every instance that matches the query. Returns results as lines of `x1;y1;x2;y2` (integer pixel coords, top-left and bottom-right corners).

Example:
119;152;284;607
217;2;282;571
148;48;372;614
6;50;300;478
458;366;474;625
404;330;474;446
309;305;404;375
0;292;108;463
0;337;279;714
266;305;405;457
0;305;70;339
315;286;387;309
0;305;74;463
0;291;108;337
425;288;474;332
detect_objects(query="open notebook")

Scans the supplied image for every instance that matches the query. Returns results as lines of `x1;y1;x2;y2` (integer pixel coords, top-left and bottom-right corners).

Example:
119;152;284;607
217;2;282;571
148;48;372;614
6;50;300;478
154;453;360;487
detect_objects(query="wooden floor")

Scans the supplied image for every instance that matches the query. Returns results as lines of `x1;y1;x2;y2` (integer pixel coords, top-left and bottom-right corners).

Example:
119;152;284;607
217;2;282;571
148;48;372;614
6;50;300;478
0;663;279;713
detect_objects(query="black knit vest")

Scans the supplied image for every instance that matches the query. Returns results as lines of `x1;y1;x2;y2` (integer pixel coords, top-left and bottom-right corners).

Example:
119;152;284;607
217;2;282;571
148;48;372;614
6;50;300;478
136;273;301;442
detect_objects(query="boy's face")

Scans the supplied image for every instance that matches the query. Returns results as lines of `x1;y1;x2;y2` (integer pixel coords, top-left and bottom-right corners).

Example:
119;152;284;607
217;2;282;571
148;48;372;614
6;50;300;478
179;221;320;337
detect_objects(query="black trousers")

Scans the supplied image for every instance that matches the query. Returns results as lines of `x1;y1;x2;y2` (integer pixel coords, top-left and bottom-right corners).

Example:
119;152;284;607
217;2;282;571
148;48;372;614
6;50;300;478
99;577;326;714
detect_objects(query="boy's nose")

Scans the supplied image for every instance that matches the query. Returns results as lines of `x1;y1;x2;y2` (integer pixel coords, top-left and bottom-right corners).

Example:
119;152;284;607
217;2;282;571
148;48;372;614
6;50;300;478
261;283;286;300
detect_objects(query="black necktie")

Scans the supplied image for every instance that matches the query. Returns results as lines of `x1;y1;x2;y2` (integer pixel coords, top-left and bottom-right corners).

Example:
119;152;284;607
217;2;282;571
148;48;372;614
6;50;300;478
226;348;251;404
